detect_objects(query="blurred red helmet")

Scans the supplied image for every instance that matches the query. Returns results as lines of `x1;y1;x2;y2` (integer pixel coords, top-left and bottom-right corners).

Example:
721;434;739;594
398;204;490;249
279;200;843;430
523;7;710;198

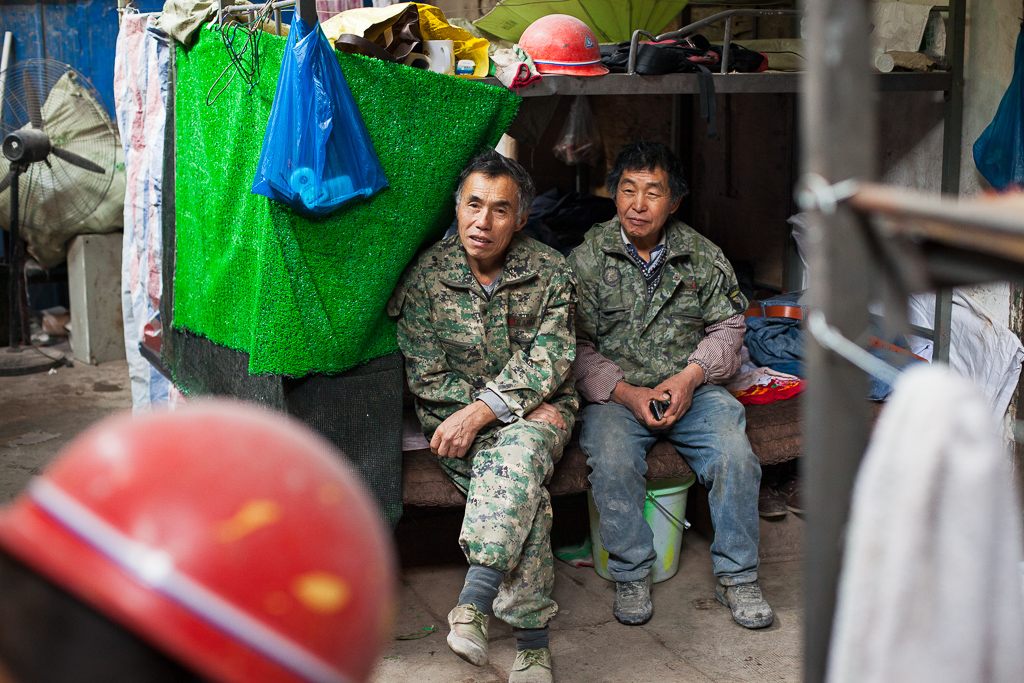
519;14;609;77
0;401;396;683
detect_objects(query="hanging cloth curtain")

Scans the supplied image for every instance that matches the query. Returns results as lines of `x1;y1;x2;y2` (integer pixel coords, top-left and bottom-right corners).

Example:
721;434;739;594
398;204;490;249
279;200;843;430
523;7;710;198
827;364;1024;683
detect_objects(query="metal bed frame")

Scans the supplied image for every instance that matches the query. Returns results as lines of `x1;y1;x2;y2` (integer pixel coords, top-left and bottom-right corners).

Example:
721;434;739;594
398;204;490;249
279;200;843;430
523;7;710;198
117;2;985;677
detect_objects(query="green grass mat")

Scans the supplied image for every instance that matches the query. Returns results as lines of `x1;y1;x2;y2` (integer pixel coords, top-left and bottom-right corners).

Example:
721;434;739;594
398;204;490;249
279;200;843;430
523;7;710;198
173;27;520;376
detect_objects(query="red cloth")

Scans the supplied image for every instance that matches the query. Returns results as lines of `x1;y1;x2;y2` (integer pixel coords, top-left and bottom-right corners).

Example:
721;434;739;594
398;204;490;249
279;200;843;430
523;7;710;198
732;375;805;405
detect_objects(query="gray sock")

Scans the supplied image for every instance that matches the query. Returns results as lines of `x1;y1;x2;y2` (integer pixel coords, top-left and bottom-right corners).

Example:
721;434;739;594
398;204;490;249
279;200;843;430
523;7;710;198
457;564;504;616
513;627;549;651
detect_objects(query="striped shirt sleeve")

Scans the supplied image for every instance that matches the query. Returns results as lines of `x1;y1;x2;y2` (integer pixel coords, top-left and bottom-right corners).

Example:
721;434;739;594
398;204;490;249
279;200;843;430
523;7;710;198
572;339;625;404
688;313;746;384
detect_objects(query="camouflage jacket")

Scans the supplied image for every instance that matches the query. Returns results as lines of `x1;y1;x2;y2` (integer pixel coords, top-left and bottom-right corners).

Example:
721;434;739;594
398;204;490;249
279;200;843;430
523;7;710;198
388;234;578;437
568;217;747;388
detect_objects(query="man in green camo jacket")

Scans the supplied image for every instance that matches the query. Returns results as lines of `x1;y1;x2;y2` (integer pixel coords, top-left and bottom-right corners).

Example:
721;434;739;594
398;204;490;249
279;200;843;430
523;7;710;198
570;141;774;631
388;150;577;683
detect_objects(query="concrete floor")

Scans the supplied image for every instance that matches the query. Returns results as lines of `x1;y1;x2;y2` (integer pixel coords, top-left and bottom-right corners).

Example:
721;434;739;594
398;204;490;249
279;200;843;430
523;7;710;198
0;358;804;683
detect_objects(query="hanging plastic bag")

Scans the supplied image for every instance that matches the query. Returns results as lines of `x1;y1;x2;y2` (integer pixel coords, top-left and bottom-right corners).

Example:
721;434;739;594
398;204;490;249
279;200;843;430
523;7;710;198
973;24;1024;191
252;15;387;216
553;95;602;166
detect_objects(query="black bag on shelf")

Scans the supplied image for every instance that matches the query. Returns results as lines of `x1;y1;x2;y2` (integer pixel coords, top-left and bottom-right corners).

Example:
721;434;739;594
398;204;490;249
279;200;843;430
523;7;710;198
601;34;767;75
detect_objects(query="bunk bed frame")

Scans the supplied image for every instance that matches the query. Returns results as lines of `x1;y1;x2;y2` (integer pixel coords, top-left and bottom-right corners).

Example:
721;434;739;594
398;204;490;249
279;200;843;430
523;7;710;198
130;3;982;677
795;2;1013;681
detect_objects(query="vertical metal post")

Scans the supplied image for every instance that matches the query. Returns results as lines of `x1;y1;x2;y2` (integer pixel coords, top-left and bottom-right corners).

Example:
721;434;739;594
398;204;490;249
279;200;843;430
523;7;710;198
295;0;317;24
7;171;20;349
722;17;733;73
0;32;12;115
934;0;966;363
800;0;875;680
1;32;12;348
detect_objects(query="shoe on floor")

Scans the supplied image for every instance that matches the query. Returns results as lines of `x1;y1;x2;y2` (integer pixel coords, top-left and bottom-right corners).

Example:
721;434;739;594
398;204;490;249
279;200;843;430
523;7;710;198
715;582;774;629
758;486;788;519
447;603;489;666
779;476;803;515
613;575;653;625
509;647;553;683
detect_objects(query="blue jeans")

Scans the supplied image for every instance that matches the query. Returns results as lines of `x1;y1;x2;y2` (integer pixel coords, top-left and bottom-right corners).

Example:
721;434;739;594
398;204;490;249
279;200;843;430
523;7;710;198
580;385;761;585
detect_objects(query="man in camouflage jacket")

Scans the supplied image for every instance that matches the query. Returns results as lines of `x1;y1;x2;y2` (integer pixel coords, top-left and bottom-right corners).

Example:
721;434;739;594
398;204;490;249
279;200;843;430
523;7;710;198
569;142;773;630
388;151;576;683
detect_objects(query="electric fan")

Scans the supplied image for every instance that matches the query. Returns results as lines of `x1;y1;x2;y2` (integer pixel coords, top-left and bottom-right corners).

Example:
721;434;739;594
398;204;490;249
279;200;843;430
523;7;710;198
0;58;119;374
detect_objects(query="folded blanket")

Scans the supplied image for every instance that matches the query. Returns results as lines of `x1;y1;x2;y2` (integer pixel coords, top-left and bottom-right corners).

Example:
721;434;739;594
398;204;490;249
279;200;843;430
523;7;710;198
174;27;520;375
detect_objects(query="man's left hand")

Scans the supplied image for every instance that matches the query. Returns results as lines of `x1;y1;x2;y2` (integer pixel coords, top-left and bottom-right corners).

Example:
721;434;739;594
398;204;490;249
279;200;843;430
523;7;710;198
653;364;705;427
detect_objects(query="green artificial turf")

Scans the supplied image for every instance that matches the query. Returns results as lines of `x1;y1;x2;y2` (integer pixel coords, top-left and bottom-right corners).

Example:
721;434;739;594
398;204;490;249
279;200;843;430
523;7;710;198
173;26;520;376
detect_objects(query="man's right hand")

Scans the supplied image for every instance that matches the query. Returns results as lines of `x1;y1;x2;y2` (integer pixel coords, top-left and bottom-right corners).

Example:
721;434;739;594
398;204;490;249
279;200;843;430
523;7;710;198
611;381;672;429
430;401;496;458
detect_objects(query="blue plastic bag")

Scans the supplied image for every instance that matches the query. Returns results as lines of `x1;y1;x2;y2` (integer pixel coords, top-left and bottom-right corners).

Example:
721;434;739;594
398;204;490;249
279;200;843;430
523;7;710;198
973;24;1024;191
252;16;387;215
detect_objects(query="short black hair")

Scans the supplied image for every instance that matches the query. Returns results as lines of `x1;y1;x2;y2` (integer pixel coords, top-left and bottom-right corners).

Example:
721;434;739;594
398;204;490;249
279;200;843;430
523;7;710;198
455;149;536;221
606;141;689;201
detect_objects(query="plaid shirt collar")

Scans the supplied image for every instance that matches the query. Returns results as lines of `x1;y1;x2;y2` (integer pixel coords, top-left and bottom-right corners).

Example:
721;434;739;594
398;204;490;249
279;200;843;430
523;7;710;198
620;227;667;268
621;227;667;298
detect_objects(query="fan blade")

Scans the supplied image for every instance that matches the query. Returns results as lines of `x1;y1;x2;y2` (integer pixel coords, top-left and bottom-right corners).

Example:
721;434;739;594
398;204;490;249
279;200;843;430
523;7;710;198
0;170;11;195
51;146;105;174
23;73;44;130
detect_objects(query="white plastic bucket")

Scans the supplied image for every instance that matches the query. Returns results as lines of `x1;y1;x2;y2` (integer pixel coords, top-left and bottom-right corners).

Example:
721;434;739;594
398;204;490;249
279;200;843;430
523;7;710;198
588;475;695;583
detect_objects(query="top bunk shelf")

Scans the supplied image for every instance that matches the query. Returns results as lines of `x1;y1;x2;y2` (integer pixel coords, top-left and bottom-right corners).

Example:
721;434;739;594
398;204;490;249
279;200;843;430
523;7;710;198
484;3;958;98
483;70;953;97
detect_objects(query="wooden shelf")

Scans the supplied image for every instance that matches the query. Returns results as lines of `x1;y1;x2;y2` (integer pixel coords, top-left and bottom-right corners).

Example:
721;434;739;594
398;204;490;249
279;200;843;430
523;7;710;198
482;70;952;96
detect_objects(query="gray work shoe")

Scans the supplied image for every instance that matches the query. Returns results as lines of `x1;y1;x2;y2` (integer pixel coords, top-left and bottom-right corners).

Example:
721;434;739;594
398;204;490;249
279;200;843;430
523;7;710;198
447;603;489;665
509;647;553;683
613;575;653;625
715;582;775;629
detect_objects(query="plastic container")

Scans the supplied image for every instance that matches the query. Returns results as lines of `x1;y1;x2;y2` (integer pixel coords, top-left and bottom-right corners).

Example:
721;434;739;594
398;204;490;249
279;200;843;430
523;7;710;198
588;475;695;583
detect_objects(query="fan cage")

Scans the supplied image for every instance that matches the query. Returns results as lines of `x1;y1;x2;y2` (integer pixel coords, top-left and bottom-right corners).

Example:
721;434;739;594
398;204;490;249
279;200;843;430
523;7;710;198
0;58;118;237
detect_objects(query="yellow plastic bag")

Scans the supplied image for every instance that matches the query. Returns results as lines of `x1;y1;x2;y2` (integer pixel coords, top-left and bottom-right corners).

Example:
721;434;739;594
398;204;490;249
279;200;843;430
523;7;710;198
320;3;489;77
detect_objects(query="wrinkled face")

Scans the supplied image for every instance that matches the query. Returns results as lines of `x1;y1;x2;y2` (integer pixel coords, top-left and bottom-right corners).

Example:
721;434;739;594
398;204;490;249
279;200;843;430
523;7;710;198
456;172;526;274
614;166;681;245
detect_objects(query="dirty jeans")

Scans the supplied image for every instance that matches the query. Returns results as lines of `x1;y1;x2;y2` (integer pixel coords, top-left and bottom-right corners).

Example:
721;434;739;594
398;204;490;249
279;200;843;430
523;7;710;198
580;384;761;585
440;419;569;629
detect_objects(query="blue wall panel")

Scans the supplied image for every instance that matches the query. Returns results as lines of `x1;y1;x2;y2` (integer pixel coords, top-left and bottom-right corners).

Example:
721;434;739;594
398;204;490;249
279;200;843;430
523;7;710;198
0;0;163;116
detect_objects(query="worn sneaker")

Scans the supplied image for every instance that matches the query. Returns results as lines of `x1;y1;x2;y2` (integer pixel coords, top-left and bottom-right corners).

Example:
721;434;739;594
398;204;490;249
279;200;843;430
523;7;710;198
780;476;803;515
509;647;553;683
447;603;489;666
613;575;653;625
758;485;788;520
715;582;774;629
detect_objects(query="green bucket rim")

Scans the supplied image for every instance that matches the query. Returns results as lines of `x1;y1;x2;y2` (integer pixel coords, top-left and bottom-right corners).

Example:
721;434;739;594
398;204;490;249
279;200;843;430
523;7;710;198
645;474;697;497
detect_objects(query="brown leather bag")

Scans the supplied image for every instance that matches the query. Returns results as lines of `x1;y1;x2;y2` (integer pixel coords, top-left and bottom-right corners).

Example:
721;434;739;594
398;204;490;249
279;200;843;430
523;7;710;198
333;4;427;68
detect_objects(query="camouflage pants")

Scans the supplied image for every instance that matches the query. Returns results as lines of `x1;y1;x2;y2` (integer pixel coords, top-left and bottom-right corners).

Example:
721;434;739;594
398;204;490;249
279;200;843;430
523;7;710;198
440;419;569;629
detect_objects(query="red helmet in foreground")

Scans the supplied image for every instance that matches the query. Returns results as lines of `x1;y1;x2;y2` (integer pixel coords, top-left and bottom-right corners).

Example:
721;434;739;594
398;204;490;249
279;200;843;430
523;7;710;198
519;14;609;77
0;401;396;683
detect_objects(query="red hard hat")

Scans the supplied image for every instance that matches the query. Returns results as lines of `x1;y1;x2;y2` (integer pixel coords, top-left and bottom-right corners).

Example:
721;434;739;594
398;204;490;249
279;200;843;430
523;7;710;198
0;401;396;683
519;14;609;77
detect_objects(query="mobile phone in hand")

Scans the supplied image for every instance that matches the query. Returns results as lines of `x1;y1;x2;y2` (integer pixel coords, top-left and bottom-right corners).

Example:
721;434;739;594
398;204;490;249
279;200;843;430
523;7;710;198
649;398;670;421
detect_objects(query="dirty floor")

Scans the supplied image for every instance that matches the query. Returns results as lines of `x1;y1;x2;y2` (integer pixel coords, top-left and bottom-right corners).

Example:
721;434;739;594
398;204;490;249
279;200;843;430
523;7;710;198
0;359;803;683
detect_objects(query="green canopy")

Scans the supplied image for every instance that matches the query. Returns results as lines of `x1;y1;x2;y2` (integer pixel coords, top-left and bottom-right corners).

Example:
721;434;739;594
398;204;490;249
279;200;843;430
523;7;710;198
474;0;689;44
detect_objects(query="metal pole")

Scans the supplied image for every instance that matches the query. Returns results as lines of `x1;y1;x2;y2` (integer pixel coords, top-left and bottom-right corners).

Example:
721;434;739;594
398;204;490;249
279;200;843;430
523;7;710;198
294;0;316;24
7;171;20;349
934;0;966;363
0;32;12;118
800;0;875;680
721;17;733;73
